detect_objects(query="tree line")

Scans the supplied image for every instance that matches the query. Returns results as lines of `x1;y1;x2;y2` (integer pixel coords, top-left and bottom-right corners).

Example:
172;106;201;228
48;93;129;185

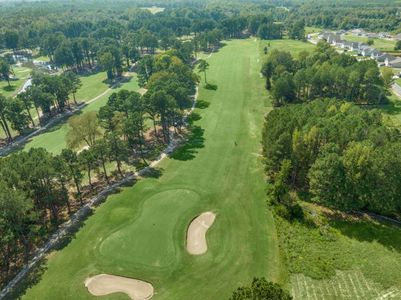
263;99;401;219
0;71;81;143
0;51;197;289
262;41;390;107
287;1;401;32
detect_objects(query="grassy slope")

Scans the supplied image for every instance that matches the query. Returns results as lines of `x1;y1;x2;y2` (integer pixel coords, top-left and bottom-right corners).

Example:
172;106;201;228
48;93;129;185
22;39;280;299
23;73;139;154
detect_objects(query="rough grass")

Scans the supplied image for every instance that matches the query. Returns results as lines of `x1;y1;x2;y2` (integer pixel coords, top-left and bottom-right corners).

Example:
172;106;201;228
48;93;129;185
21;39;280;300
380;93;401;129
275;203;401;299
291;271;401;300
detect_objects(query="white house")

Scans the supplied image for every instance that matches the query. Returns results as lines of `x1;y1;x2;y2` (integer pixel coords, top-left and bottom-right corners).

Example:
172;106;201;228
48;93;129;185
385;57;401;68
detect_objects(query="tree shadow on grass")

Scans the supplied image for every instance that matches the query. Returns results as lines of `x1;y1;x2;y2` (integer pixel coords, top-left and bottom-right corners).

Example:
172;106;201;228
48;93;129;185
186;112;202;124
170;125;205;161
205;83;218;90
196;99;210;109
140;167;163;178
4;260;48;300
330;217;401;253
102;74;133;89
2;85;16;93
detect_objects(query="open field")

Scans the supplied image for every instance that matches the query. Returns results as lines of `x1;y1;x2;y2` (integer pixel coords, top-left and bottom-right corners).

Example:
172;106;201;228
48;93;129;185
342;33;398;52
21;38;280;300
23;73;139;154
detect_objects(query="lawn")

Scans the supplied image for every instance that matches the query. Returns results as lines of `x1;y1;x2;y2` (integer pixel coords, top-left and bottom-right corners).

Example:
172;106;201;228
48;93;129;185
342;33;397;52
21;39;280;299
0;66;31;97
75;71;110;103
23;73;139;154
259;38;317;57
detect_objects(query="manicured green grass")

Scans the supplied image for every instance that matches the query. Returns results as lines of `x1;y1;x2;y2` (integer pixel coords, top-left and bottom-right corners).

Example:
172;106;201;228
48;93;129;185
75;72;110;103
342;33;398;52
21;39;280;299
0;66;31;97
259;38;317;57
23;73;139;154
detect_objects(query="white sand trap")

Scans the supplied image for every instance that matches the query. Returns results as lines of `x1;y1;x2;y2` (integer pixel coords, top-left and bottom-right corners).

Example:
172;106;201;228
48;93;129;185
85;274;154;300
186;212;216;255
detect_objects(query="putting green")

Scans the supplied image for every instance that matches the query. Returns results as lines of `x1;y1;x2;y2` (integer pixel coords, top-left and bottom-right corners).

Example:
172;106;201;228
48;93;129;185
22;38;281;299
99;189;201;268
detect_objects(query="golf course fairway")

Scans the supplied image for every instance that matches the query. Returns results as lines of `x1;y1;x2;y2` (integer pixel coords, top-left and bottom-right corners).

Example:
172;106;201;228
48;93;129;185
22;38;280;299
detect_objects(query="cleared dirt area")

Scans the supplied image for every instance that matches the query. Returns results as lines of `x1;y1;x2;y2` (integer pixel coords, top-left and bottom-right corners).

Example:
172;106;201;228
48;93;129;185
186;212;216;255
85;274;154;300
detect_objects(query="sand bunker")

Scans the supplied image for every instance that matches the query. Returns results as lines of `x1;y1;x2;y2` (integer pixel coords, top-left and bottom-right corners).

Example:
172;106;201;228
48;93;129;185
186;212;216;255
85;274;154;300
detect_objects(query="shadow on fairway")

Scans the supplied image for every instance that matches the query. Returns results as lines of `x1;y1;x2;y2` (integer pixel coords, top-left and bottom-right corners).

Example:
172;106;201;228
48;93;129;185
102;74;132;88
140;167;163;178
3;259;48;300
205;83;218;90
170;125;205;161
187;112;202;123
196;99;210;109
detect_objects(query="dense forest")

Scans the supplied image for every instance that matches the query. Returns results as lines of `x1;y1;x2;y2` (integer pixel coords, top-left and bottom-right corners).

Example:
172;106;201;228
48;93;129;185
263;99;401;218
262;41;390;106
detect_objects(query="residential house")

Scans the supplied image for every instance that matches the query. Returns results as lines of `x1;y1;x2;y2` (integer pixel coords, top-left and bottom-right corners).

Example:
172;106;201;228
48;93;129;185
385;57;401;68
361;48;374;57
370;49;383;60
376;53;395;63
